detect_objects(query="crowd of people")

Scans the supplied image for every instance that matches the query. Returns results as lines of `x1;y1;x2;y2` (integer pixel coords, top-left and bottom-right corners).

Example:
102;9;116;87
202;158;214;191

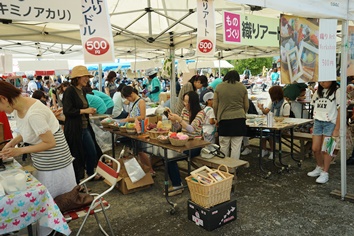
0;64;347;205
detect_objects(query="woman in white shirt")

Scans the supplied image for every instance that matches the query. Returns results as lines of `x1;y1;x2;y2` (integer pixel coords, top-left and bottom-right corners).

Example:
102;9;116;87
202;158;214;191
112;83;129;119
0;81;76;235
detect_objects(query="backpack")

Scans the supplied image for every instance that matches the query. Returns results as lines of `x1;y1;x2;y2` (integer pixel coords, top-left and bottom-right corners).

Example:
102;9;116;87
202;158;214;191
282;102;295;118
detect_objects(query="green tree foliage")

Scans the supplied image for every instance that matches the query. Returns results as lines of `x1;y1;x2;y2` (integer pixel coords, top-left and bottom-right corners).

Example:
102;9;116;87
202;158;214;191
221;57;274;76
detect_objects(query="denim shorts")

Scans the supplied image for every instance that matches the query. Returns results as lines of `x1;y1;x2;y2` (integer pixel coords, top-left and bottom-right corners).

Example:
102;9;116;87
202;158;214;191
313;119;335;136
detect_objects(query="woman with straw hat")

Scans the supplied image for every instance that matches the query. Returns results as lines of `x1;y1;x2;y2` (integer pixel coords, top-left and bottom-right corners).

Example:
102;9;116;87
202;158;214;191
63;65;103;183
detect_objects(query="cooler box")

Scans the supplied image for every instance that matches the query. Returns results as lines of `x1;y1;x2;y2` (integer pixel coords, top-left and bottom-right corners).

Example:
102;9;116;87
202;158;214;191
187;199;237;231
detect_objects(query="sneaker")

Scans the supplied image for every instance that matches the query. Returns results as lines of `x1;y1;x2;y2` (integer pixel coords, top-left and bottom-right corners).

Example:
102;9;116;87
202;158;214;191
241;147;252;155
316;172;329;184
258;149;269;157
268;152;274;160
307;166;323;177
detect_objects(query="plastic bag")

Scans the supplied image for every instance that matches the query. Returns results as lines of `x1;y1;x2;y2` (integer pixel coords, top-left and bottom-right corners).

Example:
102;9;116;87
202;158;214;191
124;158;146;183
90;120;112;153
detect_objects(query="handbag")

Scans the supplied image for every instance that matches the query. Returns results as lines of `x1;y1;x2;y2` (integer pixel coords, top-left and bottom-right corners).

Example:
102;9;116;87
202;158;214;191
200;144;225;159
54;185;94;213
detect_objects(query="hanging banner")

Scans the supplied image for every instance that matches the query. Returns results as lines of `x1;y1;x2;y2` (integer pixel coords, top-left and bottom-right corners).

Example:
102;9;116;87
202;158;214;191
318;19;337;82
280;14;337;83
0;0;82;24
347;26;354;76
223;12;279;47
226;0;354;21
81;0;115;64
196;0;216;57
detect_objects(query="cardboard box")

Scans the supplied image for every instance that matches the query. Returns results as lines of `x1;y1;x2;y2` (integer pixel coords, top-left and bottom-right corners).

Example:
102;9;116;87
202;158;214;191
146;115;162;125
110;157;154;195
187;199;237;231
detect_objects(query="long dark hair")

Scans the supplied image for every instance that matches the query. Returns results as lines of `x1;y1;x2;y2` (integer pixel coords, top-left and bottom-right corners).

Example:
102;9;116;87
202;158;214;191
184;91;201;124
223;70;240;84
317;81;338;98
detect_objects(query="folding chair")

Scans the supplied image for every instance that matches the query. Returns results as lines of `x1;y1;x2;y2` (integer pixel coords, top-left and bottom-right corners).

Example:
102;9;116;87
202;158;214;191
61;154;120;236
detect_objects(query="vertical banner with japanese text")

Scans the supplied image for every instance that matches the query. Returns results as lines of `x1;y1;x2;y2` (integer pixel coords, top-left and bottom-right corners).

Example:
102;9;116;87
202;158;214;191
318;19;337;81
0;0;82;24
280;14;337;83
223;12;279;47
80;0;115;64
347;26;354;76
196;0;216;57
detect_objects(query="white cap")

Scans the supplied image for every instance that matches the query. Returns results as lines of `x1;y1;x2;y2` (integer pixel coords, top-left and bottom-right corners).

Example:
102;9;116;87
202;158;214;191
203;91;214;103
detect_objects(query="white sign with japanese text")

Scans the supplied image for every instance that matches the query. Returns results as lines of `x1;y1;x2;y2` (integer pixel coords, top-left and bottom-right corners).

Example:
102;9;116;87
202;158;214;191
80;0;115;64
318;19;337;81
223;11;279;47
0;0;82;24
196;0;216;57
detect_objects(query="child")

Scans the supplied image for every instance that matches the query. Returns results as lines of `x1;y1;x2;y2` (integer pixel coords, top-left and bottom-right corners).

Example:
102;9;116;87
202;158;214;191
307;81;340;184
202;91;216;143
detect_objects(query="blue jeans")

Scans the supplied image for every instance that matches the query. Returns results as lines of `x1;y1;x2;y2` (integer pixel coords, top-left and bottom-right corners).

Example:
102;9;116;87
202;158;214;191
82;128;98;176
168;148;201;187
313;119;335;136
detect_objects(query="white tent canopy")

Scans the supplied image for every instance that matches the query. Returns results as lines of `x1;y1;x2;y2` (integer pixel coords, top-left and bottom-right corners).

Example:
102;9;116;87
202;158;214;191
187;59;234;69
0;1;282;61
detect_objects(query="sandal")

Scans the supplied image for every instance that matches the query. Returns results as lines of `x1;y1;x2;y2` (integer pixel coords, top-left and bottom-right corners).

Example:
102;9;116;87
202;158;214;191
89;174;105;182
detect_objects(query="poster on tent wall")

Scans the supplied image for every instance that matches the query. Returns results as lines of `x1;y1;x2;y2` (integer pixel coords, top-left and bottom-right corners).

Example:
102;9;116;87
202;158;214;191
222;12;279;47
196;0;216;57
80;0;115;64
0;0;82;24
280;15;337;83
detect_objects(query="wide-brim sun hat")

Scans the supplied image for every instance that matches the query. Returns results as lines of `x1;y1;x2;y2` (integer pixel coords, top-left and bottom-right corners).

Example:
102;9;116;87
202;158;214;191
70;65;93;79
145;68;158;76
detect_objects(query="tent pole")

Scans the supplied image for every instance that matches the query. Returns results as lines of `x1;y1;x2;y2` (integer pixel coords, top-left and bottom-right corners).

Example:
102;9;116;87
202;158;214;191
340;20;349;200
98;64;103;92
148;0;152;36
170;33;176;112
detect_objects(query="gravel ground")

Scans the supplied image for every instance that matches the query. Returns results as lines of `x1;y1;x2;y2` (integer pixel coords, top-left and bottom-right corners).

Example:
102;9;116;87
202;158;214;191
57;143;354;236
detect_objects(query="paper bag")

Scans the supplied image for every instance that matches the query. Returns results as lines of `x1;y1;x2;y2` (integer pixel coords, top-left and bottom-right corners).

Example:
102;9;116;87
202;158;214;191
124;158;146;183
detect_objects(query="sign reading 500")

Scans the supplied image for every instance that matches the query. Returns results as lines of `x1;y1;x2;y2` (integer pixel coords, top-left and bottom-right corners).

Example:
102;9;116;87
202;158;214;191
85;37;110;55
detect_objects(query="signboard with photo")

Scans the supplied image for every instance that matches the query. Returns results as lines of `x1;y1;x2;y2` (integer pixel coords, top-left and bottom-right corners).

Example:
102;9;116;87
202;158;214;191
280;14;337;83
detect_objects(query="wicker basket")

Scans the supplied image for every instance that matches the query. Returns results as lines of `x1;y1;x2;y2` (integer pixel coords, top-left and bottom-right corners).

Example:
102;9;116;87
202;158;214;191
119;126;127;133
185;165;233;208
157;137;170;144
148;130;169;139
169;137;188;146
108;124;120;131
126;128;137;134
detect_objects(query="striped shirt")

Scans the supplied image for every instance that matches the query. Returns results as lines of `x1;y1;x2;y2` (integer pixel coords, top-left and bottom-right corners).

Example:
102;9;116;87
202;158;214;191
180;108;205;136
31;129;73;171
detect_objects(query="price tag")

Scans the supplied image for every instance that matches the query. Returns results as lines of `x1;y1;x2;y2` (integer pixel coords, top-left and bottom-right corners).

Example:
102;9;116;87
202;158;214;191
85;37;110;55
198;39;213;53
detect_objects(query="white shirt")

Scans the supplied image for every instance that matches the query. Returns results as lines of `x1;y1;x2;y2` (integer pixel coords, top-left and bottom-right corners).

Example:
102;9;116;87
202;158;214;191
14;100;59;144
266;100;290;117
311;88;340;123
203;106;216;134
27;80;37;93
112;91;124;118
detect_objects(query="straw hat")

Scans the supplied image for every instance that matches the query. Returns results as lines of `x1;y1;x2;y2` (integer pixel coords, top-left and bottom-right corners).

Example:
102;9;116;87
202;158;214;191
70;65;93;79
